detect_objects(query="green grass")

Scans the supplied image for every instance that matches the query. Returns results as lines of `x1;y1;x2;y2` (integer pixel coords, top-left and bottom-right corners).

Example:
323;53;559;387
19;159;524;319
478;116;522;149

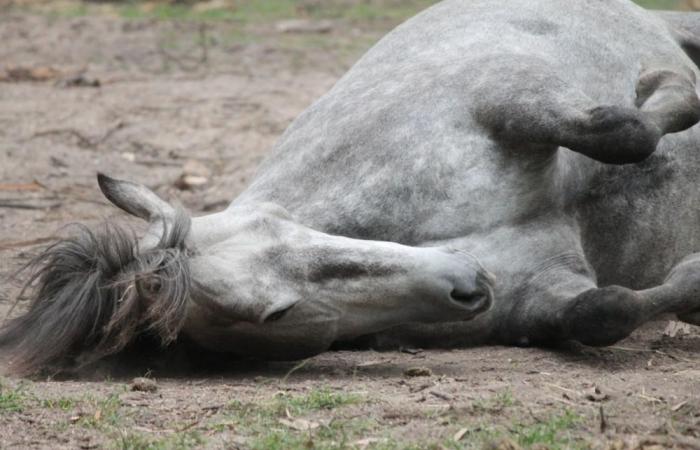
0;380;27;413
472;390;516;414
280;387;361;414
41;397;78;410
23;0;444;23
634;0;683;9
78;392;124;429
514;410;584;449
114;0;443;23
457;410;585;450
208;387;370;450
10;0;690;23
112;430;204;450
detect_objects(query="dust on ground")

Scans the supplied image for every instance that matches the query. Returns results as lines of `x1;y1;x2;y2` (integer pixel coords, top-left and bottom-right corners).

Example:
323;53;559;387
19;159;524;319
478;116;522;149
0;3;699;449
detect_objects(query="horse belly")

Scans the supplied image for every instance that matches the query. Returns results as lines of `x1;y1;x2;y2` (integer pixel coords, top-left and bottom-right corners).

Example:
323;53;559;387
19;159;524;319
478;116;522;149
577;129;700;289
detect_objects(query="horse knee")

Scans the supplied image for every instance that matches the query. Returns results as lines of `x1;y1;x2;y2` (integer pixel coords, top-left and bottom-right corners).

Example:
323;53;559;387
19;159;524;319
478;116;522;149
562;286;643;347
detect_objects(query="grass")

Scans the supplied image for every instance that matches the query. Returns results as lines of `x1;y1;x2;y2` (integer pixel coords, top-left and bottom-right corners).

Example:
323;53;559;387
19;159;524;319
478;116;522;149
41;397;78;410
449;410;585;450
79;392;125;429
0;379;594;450
17;0;688;22
115;0;443;23
280;387;362;413
0;380;27;413
472;390;516;414
513;410;583;449
112;430;204;450
209;387;370;449
11;0;449;23
635;0;684;8
212;388;584;450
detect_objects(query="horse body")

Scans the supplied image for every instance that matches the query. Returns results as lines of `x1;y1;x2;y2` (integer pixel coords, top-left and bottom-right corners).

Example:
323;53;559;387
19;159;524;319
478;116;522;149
232;0;700;347
4;0;700;374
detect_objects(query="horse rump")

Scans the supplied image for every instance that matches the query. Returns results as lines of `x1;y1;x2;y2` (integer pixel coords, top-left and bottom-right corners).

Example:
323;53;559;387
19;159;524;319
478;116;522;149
0;210;193;376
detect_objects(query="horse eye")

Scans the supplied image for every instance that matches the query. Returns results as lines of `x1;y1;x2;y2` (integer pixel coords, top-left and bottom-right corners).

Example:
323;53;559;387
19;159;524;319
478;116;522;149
264;305;294;323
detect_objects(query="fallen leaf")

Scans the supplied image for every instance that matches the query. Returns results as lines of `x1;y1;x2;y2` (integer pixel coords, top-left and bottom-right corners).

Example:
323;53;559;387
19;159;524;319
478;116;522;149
131;377;158;393
453;427;469;442
0;181;45;191
354;437;384;448
404;367;433;378
278;418;320;431
1;65;62;82
275;19;334;34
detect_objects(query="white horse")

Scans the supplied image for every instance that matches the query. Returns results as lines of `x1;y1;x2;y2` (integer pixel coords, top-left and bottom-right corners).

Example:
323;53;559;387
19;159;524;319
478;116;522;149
4;0;700;374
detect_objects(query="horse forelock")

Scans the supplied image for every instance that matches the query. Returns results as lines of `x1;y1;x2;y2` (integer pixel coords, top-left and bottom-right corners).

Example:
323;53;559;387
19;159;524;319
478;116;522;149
0;209;193;376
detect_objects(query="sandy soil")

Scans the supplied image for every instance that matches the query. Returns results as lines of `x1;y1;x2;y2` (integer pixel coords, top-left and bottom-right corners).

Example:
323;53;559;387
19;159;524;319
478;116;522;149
1;7;699;450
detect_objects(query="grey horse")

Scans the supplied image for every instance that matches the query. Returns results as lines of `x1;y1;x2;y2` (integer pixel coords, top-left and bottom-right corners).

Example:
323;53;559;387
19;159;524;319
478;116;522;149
3;0;700;375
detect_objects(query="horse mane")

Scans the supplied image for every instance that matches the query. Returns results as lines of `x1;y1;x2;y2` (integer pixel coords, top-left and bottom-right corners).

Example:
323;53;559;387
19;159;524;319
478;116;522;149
0;209;193;376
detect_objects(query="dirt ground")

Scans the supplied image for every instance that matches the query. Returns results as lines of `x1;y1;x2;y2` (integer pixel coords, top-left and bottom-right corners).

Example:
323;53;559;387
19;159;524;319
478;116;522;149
1;3;700;449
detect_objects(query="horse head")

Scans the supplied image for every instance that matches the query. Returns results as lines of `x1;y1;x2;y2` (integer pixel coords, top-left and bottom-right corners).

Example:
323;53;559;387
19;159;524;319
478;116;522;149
0;174;494;374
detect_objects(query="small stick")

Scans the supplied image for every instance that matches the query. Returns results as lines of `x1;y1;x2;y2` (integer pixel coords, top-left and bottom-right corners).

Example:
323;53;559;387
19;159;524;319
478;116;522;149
0;237;56;251
0;201;62;210
599;405;607;434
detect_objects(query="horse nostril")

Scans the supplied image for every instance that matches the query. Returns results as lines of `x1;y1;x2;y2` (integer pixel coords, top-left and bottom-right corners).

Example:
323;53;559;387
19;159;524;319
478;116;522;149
450;289;490;312
263;305;295;323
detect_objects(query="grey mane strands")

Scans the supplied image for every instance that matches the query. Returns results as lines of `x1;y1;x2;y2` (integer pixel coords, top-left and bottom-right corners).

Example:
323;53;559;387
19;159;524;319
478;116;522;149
0;208;193;376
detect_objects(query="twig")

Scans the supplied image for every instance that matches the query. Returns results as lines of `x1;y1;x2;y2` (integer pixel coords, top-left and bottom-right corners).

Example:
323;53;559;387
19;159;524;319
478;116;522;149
280;359;310;385
201;404;224;412
640;434;700;449
599;405;607;434
28;128;93;147
27;120;124;149
429;390;453;402
0;181;46;192
543;382;579;396
0;237;57;251
0;202;62;210
636;393;664;403
609;345;691;362
132;158;182;167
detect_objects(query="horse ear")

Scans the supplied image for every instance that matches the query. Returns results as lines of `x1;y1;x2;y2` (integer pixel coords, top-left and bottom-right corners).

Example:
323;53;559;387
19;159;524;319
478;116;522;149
97;173;175;221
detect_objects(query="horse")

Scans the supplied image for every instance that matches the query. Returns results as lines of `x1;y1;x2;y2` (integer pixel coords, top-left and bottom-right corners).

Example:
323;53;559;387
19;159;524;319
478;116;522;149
3;0;700;375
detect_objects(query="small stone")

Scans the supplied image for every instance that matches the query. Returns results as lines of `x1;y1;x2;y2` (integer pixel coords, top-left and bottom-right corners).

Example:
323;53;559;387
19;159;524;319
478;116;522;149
131;377;157;393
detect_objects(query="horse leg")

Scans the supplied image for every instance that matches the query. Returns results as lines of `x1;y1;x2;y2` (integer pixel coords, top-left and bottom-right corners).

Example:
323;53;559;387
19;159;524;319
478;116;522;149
507;253;700;347
473;56;700;164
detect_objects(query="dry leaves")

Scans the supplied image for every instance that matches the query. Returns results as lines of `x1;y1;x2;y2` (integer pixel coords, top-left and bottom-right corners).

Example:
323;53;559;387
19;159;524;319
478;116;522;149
131;377;158;393
403;367;433;378
0;65;61;82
